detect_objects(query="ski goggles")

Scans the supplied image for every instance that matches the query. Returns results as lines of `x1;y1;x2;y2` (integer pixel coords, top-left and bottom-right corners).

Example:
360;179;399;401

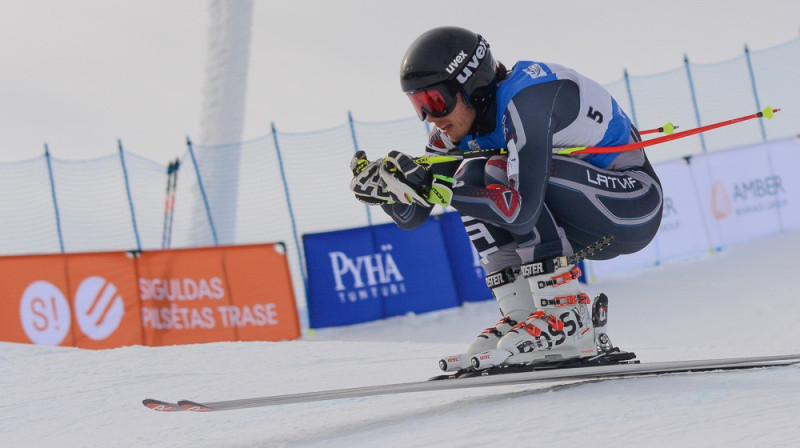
407;84;458;120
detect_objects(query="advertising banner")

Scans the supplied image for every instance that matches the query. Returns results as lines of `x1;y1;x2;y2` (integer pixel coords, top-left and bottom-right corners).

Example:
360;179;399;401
586;139;800;280
0;251;141;348
438;212;492;303
0;254;75;346
586;158;713;279
651;158;715;260
584;241;659;281
691;142;788;248
765;138;800;230
304;227;384;328
138;244;300;345
66;252;143;349
304;217;460;329
0;244;300;348
372;218;460;316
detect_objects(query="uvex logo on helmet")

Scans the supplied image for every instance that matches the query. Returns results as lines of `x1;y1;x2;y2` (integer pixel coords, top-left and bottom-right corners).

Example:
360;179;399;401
453;37;488;85
445;51;468;75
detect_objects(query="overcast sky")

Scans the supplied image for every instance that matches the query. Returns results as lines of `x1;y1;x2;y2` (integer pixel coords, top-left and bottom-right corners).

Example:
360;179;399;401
1;0;798;164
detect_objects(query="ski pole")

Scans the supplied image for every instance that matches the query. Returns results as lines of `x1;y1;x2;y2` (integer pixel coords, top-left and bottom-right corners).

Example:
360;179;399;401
413;122;676;165
412;124;675;166
161;160;176;249
411;107;777;166
414;147;509;166
166;158;180;249
413;124;675;166
558;106;779;155
639;122;677;136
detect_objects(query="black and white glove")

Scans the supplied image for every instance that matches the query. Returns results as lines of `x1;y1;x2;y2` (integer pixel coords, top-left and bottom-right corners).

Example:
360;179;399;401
349;151;392;205
378;150;437;207
379;150;430;207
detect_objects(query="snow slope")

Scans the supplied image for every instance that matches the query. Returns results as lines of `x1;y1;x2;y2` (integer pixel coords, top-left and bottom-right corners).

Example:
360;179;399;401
2;231;800;447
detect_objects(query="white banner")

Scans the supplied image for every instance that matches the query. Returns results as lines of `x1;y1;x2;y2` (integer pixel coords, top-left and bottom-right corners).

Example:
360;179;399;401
586;157;714;280
691;140;795;248
765;138;800;230
586;138;800;280
651;158;714;259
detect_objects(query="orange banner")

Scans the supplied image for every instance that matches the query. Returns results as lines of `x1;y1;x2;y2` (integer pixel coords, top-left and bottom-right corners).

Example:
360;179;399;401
137;244;300;345
0;244;300;349
0;253;77;346
66;251;143;349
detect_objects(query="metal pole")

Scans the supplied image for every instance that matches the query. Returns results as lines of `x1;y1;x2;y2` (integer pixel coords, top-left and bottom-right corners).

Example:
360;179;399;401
166;159;180;249
348;110;373;226
684;54;707;153
161;160;174;249
623;68;639;129
187;137;218;246
743;44;768;142
271;122;309;299
44;143;65;253
118;139;142;252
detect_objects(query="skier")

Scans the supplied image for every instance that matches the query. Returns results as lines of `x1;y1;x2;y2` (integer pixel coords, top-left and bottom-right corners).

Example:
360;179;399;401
350;26;663;370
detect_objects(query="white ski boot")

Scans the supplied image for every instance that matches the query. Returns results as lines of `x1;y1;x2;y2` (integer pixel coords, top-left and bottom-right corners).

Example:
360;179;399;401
494;263;599;365
438;268;534;372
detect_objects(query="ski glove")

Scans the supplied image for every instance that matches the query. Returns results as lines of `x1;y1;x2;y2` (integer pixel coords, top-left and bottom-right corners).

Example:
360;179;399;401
378;150;454;207
349;151;392;205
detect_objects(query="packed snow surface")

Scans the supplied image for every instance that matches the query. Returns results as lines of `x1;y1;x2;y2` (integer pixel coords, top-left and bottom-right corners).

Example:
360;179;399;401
2;231;800;447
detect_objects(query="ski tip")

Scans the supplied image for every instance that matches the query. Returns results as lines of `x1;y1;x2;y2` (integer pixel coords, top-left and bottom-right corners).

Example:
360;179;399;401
142;399;182;412
178;400;213;412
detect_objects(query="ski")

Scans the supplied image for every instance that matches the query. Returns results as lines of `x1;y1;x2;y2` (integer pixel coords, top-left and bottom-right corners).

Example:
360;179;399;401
142;353;800;412
431;348;640;380
142;399;181;412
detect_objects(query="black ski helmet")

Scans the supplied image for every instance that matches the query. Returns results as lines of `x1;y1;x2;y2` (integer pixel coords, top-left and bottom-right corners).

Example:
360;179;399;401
400;27;498;116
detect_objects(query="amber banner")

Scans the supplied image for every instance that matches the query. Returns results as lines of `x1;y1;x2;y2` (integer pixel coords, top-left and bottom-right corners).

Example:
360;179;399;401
0;244;300;348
